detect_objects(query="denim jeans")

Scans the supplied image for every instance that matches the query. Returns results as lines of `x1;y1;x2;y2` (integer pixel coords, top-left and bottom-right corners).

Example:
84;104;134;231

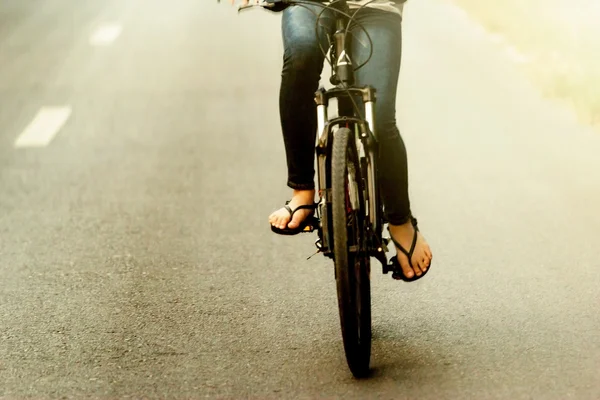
279;3;411;225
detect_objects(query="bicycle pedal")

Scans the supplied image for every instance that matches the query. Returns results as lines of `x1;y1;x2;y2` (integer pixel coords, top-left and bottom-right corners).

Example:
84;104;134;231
314;238;324;251
382;262;403;280
382;260;393;275
302;216;319;233
391;271;404;281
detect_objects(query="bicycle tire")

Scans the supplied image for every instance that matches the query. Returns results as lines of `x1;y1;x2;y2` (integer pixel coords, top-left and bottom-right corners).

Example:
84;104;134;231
331;127;372;378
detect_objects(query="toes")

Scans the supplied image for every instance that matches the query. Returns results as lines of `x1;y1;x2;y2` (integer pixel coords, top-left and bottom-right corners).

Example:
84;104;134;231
425;248;433;260
412;260;423;277
416;249;428;271
424;254;432;268
278;216;289;229
269;211;280;226
418;256;427;273
269;209;291;229
390;229;432;279
410;252;426;276
424;250;432;267
425;246;433;260
398;257;415;279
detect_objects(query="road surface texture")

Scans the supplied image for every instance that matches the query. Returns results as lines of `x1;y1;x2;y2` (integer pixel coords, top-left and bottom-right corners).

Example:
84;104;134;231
1;0;599;399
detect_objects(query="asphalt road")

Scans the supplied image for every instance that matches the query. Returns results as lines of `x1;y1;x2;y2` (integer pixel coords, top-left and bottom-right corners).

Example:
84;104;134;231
1;0;599;399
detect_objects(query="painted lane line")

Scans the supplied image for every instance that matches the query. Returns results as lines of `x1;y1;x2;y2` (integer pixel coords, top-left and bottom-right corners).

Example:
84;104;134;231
14;107;72;148
90;24;122;46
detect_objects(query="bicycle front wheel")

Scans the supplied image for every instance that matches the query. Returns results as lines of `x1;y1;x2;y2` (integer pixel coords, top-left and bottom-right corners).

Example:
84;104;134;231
331;127;372;378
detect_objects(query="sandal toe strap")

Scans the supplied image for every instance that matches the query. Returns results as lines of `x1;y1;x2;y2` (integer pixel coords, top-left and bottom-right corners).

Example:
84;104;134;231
290;203;317;217
387;225;419;269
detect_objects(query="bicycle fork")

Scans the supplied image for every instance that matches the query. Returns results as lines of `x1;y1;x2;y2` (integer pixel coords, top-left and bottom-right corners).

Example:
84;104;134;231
312;87;388;271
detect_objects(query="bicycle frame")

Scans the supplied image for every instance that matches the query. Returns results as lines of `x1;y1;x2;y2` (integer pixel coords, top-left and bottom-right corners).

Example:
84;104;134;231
313;0;388;269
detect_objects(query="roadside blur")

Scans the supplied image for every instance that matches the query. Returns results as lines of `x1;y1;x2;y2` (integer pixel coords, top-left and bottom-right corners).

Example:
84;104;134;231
447;0;600;126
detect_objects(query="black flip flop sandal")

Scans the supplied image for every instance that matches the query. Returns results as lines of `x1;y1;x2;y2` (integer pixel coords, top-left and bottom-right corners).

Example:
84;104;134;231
270;201;318;236
387;217;432;282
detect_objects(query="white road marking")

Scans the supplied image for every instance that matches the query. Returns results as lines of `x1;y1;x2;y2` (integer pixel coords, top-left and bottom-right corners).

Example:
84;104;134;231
89;24;122;46
14;107;72;148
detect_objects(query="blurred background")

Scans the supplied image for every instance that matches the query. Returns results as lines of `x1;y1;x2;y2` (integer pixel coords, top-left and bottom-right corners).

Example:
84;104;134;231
447;0;600;126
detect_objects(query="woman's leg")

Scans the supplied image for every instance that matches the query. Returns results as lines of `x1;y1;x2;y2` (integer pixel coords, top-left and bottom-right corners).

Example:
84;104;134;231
351;10;432;278
270;4;334;230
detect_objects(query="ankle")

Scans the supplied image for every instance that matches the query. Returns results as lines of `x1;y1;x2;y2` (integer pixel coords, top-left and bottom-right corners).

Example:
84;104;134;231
293;189;315;199
389;221;414;234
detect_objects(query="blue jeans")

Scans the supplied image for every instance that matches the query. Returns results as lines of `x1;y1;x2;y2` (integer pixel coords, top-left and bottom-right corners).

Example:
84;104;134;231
279;3;410;225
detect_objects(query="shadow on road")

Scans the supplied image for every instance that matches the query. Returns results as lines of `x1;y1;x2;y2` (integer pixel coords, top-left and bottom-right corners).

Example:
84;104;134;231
366;322;460;384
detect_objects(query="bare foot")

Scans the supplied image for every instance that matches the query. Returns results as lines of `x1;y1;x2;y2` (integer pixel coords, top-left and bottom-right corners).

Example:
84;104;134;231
388;220;433;279
269;189;316;230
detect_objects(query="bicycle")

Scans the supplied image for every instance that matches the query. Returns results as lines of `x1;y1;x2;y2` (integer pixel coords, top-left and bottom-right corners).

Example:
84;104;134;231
234;0;409;378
